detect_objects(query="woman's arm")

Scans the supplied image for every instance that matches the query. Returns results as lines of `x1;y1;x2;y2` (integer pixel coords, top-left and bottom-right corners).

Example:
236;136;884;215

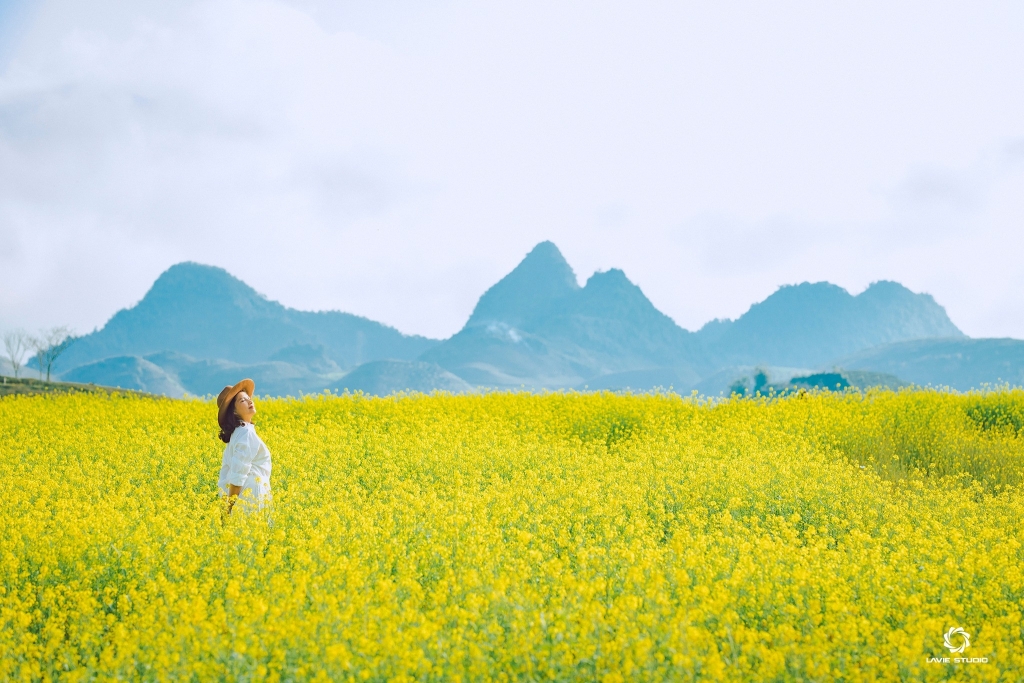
224;484;244;514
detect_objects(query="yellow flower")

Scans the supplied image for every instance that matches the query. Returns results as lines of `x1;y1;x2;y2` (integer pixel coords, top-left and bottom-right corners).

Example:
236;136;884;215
0;388;1021;680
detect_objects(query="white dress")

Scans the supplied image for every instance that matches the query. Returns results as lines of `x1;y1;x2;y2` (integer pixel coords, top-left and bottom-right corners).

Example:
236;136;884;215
218;423;272;511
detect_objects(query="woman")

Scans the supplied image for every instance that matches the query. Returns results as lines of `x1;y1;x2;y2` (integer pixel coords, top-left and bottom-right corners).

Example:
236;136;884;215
216;379;272;515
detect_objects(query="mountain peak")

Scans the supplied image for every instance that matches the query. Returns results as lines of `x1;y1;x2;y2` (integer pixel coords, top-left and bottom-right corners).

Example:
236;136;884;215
863;280;912;294
465;241;580;328
579;268;645;305
573;268;677;324
857;280;964;338
146;262;269;308
858;280;926;305
55;261;437;375
697;278;964;367
526;240;568;262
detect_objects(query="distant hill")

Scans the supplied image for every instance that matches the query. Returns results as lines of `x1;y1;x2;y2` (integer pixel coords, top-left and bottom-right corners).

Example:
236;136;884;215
331;360;473;396
61;351;334;397
62;356;188;398
268;343;340;374
55;262;438;374
145;351;333;397
834;338;1024;391
58;352;476;398
697;280;964;368
1;375;143;398
422;242;706;387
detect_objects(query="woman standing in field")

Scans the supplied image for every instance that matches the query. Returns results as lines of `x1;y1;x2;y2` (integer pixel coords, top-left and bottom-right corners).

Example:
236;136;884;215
216;379;272;515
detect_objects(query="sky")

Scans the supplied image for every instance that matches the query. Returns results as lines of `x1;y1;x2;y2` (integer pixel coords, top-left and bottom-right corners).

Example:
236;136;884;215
1;0;1022;341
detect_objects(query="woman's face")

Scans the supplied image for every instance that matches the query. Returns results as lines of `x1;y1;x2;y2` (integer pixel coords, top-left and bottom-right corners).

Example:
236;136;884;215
234;391;256;422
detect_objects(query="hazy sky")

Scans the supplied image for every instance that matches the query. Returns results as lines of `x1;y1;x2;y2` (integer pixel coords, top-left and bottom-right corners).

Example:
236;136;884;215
1;1;1022;340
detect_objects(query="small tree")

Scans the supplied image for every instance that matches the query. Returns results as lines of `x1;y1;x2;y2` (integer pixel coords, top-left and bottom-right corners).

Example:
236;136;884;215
729;376;749;397
2;329;31;379
31;326;77;383
753;367;770;395
29;335;43;380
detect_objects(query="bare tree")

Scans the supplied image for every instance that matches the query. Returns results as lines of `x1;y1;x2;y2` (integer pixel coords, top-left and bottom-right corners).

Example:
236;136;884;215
31;327;77;383
2;329;31;379
29;335;44;380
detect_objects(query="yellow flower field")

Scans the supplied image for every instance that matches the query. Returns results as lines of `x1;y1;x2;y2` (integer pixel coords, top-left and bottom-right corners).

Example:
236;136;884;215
1;389;1022;681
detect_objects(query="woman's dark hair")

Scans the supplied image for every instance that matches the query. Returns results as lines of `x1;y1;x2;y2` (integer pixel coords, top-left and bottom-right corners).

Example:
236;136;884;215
218;410;244;444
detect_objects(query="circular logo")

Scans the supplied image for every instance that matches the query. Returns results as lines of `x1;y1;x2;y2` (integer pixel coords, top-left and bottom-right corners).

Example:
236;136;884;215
944;627;970;653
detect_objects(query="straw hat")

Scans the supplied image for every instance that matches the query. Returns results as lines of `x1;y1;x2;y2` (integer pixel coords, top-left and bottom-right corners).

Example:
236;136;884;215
217;378;255;425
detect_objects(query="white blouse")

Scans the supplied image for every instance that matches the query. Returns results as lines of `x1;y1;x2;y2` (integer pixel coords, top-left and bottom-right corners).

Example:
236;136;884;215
218;423;272;509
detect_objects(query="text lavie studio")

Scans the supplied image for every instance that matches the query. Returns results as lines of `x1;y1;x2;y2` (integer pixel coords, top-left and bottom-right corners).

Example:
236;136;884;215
926;626;990;665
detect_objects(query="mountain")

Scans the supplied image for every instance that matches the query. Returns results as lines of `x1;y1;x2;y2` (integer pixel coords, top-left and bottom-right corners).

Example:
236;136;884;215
64;349;344;398
466;241;580;329
61;352;331;397
424;244;965;391
268;343;341;374
56;262;438;374
536;268;708;374
421;242;706;387
143;351;332;397
331;360;473;396
420;324;585;388
833;338;1024;391
38;242;1014;398
697;280;964;368
421;243;591;386
62;357;188;398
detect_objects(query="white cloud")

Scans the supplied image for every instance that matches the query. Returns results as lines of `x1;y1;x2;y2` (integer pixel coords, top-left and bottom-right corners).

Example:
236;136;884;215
1;0;1023;340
